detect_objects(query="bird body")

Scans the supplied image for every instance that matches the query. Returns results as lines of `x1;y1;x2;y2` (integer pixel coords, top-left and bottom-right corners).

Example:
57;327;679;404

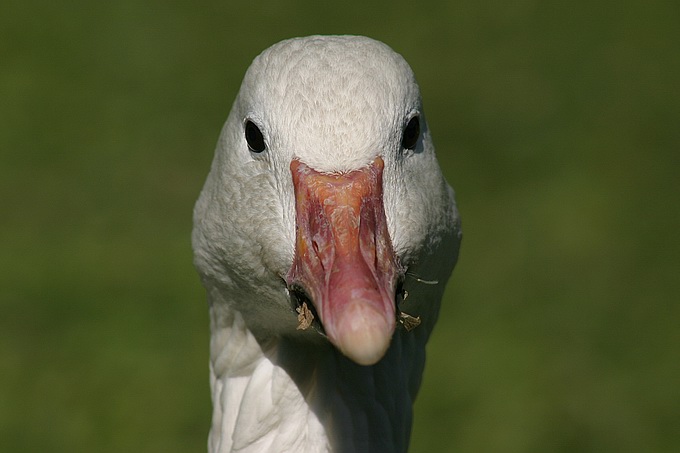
193;35;461;452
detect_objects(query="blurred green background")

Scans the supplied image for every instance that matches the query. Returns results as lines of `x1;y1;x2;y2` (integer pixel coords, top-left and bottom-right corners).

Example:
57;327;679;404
2;0;678;451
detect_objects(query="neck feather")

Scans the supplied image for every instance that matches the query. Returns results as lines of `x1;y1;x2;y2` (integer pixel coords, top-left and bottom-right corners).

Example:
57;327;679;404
208;306;424;453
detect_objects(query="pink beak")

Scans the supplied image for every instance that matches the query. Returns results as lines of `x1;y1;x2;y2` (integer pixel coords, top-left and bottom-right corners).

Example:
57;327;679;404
287;157;401;365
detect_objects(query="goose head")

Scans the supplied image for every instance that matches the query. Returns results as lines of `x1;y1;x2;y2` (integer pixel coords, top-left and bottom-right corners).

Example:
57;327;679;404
193;35;461;366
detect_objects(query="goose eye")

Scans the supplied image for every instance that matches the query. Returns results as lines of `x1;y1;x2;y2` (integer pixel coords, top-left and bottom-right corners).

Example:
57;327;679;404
245;120;266;153
401;116;420;150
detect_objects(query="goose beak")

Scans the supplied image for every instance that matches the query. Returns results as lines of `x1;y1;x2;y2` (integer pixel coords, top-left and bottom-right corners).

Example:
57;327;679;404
287;157;400;366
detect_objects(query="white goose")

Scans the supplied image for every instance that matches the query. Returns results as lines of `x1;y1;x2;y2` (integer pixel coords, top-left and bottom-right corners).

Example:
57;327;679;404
192;35;461;453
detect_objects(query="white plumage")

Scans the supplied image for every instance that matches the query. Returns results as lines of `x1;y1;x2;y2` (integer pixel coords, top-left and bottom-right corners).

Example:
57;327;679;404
193;35;461;453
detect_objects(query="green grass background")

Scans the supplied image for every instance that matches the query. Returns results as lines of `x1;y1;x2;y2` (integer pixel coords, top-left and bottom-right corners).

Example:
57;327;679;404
2;1;678;451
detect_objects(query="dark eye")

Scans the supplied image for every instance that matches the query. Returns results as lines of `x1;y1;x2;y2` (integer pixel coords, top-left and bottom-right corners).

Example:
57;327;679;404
245;120;266;153
401;116;420;150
